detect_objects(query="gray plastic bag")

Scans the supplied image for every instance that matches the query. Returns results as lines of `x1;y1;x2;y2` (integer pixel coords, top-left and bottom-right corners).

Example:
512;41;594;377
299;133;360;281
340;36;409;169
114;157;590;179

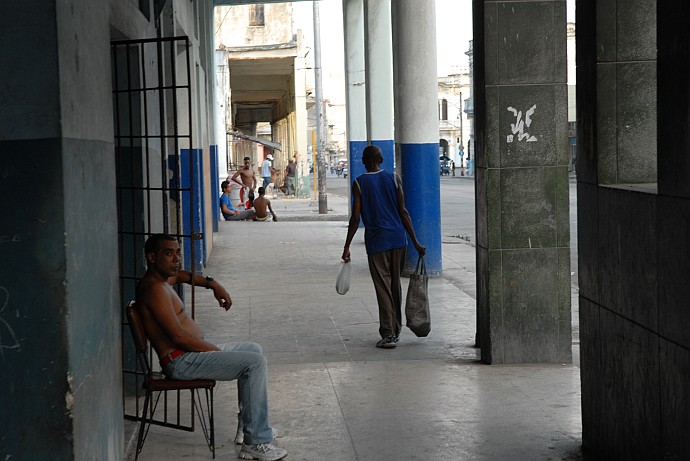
405;256;431;337
335;261;351;295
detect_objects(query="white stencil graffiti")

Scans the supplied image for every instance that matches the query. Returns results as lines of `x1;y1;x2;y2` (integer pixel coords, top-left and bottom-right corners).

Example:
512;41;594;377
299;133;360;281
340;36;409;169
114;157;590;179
507;105;538;143
0;286;20;358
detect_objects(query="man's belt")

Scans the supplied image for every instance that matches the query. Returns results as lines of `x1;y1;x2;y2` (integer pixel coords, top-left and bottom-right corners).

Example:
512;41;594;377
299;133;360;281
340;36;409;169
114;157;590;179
160;349;186;367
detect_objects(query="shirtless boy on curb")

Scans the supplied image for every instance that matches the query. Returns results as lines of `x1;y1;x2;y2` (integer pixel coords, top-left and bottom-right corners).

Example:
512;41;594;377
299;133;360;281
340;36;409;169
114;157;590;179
135;234;287;461
252;187;277;222
231;156;257;209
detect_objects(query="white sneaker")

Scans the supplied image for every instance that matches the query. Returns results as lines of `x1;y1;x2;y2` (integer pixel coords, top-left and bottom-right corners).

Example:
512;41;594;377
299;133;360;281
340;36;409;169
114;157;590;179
235;426;278;445
234;423;244;445
239;442;287;461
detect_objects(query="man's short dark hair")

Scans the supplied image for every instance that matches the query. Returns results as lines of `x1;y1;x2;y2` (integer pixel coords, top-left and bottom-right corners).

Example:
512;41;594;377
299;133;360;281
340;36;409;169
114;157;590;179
244;156;251;161
258;187;265;195
362;144;383;164
221;180;229;190
144;234;176;255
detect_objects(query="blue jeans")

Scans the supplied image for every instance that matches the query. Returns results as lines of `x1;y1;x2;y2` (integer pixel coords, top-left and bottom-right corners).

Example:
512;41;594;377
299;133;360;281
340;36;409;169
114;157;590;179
162;342;273;444
262;177;271;189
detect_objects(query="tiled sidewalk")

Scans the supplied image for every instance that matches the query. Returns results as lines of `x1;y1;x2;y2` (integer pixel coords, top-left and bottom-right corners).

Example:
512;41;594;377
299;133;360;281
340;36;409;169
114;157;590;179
126;192;582;461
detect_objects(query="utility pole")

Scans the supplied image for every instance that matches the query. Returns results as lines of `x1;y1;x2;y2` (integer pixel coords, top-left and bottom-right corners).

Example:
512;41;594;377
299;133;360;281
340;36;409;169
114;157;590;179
313;0;328;214
465;40;474;171
459;90;463;166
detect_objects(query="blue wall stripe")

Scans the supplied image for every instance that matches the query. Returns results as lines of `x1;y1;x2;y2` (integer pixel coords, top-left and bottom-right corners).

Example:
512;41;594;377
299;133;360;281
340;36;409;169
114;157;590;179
210;145;220;232
400;142;442;276
178;149;205;272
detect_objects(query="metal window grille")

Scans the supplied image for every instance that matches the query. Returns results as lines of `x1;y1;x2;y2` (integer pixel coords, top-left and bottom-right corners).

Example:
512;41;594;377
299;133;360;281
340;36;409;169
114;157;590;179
112;35;201;431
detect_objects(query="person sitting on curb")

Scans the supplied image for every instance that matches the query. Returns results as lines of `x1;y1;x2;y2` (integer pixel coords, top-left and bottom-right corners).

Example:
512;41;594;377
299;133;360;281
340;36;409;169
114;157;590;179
220;180;255;221
136;234;287;460
252;187;277;222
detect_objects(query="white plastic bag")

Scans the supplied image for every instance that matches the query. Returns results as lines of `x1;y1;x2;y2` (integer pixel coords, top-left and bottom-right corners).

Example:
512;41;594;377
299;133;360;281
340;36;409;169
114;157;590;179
335;261;351;295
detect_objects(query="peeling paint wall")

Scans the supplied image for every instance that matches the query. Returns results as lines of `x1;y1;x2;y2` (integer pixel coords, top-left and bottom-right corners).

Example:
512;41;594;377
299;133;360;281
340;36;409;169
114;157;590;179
215;3;294;48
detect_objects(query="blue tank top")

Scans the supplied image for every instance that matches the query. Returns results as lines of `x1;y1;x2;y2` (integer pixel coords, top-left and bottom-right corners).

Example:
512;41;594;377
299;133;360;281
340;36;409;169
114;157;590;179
355;170;407;254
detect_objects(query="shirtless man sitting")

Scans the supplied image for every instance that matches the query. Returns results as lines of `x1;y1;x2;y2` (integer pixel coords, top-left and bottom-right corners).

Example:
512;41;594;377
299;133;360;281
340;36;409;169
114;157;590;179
231;156;257;209
135;234;287;461
252;187;277;222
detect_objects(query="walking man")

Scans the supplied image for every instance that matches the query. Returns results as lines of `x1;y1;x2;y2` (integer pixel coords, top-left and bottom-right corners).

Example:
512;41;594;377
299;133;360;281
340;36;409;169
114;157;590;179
341;145;425;348
136;234;287;460
260;153;276;190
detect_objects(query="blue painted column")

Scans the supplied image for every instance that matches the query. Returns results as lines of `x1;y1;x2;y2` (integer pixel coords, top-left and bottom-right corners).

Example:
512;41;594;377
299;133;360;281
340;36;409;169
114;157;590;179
392;0;442;275
343;0;368;182
210;144;220;232
365;0;394;171
178;149;205;272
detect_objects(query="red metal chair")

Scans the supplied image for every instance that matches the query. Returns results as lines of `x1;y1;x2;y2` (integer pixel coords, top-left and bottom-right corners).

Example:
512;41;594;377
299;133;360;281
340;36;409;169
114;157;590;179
125;302;216;459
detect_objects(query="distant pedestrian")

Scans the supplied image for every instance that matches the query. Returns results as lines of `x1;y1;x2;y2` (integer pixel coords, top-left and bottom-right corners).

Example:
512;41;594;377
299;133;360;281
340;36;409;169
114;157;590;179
271;160;279;193
253;187;277;222
231;157;257;209
261;153;277;190
341;145;425;349
220;181;255;221
285;157;297;196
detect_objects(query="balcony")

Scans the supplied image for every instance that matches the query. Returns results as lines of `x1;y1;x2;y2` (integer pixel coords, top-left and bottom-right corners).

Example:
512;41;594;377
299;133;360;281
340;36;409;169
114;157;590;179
463;97;474;116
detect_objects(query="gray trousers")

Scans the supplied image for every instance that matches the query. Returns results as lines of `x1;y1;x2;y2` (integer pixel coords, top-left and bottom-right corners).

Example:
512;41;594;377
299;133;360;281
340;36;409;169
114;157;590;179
367;247;406;339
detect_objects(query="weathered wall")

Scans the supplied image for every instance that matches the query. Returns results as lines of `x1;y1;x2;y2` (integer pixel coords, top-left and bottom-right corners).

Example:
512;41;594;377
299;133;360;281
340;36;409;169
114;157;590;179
577;0;690;458
215;3;294;48
1;0;220;459
0;0;121;459
474;0;571;364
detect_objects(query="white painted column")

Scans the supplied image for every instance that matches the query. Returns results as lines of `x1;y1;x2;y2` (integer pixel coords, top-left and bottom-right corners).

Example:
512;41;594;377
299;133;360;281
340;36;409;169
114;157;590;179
392;0;441;275
343;0;368;181
294;29;309;195
214;50;229;178
365;0;394;170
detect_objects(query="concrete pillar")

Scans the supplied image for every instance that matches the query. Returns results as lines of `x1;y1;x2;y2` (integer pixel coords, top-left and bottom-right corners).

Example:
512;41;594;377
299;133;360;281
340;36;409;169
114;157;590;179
391;0;442;275
294;30;310;194
365;0;394;171
474;0;571;363
0;1;122;459
214;49;229;177
343;0;368;182
576;0;690;458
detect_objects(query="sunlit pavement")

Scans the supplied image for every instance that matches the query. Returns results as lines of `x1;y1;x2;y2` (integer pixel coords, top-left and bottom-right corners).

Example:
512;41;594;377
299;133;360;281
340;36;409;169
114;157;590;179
126;182;582;461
